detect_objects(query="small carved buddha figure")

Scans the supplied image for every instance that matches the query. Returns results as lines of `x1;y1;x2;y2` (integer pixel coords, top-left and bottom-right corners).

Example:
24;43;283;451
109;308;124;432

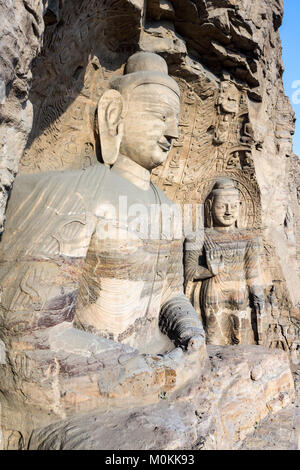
185;178;265;346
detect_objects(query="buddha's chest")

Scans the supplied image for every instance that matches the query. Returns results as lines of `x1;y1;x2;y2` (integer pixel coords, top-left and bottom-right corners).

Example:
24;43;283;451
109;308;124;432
89;183;182;281
84;226;177;284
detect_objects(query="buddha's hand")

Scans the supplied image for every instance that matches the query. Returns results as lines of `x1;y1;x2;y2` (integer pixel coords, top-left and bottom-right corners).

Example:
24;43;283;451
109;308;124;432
159;296;206;353
186;334;205;352
175;326;205;352
206;250;224;276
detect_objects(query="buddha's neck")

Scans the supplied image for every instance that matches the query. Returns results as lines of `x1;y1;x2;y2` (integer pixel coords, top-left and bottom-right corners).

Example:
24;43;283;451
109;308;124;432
112;154;151;191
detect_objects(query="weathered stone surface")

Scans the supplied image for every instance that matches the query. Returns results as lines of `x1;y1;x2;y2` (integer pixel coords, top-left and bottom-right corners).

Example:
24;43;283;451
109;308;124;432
27;345;294;450
0;0;47;232
0;51;207;449
237;368;300;450
185;178;265;346
0;0;299;452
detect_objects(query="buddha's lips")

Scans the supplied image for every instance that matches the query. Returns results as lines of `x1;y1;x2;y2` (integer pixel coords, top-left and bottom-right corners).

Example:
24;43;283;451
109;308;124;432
158;141;171;152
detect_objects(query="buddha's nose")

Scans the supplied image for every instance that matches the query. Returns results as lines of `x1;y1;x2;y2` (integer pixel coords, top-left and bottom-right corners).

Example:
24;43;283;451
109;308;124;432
165;117;179;140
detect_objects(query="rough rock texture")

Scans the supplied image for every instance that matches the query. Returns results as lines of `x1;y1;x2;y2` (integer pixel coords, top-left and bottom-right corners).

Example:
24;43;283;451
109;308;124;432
11;0;299;355
0;0;299;451
0;0;48;232
237;368;300;450
27;345;295;450
0;322;207;450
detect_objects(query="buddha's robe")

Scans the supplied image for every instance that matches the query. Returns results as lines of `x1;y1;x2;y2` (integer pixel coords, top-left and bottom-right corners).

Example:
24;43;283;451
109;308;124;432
0;163;203;354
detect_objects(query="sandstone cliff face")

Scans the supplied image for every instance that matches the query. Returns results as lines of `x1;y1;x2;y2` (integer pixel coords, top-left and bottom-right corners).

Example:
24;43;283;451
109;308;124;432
0;0;299;451
143;0;300;347
2;0;299;332
0;0;48;232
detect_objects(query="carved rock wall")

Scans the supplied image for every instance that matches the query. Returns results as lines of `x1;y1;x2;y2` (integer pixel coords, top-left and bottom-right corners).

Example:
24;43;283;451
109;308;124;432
0;0;299;451
15;1;300;335
0;0;48;232
0;0;298;357
145;0;300;351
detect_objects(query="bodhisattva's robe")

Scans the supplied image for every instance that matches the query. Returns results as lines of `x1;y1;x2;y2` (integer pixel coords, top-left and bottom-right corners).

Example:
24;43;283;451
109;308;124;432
185;228;264;345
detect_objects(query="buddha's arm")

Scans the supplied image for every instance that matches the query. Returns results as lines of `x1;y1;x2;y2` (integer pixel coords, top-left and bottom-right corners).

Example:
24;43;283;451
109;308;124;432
159;240;205;350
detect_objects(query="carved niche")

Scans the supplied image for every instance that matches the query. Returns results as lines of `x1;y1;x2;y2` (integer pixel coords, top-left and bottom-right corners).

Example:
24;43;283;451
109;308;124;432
151;76;262;232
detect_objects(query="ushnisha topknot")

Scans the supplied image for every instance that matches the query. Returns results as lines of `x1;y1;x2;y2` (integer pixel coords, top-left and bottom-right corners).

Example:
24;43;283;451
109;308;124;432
109;51;180;99
210;177;240;197
125;51;168;75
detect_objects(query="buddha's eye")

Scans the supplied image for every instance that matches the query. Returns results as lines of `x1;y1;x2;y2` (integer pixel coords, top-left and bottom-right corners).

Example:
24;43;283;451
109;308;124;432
153;112;167;122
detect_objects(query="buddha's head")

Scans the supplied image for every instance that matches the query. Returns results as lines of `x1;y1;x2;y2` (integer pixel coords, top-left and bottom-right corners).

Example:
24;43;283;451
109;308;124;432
205;178;241;229
98;52;180;170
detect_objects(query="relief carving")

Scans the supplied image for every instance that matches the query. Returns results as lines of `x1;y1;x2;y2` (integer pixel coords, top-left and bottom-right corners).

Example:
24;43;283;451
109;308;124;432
185;178;265;346
0;54;206;430
0;0;299;452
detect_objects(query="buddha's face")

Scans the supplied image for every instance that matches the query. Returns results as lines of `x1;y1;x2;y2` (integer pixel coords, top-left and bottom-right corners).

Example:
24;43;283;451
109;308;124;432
119;83;179;170
211;192;240;228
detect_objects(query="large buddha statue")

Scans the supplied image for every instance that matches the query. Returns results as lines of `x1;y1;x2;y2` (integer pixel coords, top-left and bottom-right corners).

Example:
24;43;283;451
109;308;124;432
0;53;205;438
185;178;265;346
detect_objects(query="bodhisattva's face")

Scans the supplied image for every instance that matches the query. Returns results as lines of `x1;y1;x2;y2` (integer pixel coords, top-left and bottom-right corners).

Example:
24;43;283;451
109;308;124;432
119;83;180;170
212;193;240;228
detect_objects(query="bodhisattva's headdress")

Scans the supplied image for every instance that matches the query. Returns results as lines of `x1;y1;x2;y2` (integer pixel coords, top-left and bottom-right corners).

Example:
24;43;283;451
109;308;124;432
98;52;180;165
205;178;240;228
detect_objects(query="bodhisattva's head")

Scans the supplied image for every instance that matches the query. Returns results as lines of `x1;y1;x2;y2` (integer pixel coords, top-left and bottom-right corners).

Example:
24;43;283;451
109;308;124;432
98;52;180;170
205;178;241;229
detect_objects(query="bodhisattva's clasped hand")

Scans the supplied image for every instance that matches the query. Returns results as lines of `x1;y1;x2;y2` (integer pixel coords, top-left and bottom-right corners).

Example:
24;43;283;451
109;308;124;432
206;251;225;276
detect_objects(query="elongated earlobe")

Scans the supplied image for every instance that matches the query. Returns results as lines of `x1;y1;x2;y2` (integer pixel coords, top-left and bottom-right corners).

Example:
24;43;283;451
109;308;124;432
98;90;124;166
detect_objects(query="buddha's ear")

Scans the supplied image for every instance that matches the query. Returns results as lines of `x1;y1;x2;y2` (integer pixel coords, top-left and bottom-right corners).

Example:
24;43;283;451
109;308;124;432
98;90;124;166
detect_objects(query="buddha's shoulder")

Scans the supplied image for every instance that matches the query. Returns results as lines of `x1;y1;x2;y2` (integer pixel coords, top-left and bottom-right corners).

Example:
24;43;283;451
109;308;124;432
15;164;108;187
150;182;178;207
12;164;109;200
5;165;109;224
